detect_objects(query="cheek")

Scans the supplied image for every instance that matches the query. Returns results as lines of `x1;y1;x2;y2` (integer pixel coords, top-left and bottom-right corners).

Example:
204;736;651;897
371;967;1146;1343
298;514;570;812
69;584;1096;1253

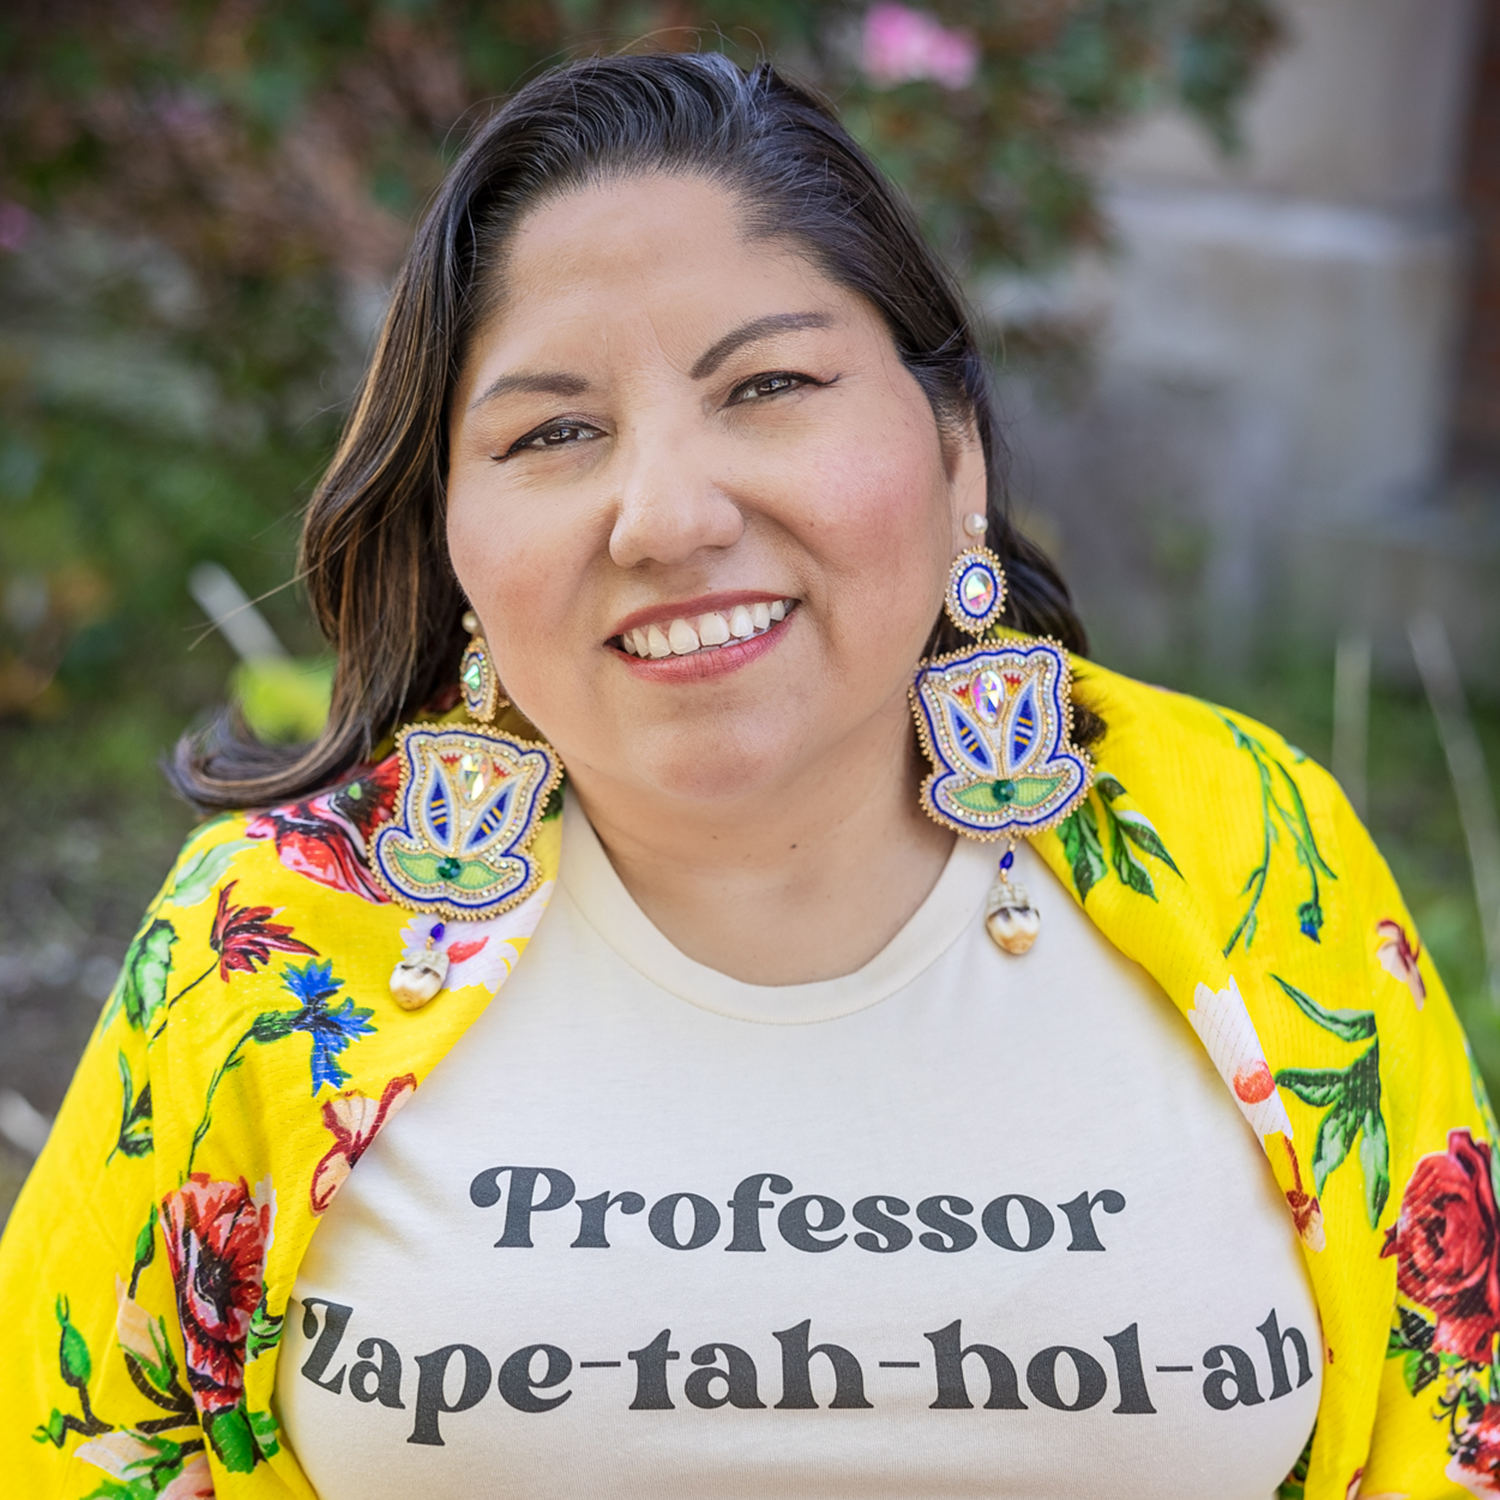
798;422;951;605
445;482;579;655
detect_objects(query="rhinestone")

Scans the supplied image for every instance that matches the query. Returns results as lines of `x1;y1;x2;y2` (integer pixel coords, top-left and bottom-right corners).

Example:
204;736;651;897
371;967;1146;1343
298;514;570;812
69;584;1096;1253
973;669;1004;723
462;657;484;694
437;856;463;881
459;752;486;800
960;565;996;615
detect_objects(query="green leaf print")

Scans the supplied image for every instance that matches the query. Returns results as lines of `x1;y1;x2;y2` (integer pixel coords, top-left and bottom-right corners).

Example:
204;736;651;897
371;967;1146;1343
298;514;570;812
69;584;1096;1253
1114;809;1181;872
1358;1109;1390;1228
128;1207;156;1298
1216;713;1337;955
34;1297;111;1445
167;839;253;908
246;1297;284;1362
1310;1100;1362;1191
1059;775;1180;903
1058;797;1107;900
1274;976;1377;1043
207;1403;278;1472
1271;975;1389;1226
115;920;177;1032
1270;1067;1347;1108
109;1053;153;1162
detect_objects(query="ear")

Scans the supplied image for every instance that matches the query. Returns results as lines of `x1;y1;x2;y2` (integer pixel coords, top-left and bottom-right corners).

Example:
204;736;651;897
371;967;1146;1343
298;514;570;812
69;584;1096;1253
946;420;988;549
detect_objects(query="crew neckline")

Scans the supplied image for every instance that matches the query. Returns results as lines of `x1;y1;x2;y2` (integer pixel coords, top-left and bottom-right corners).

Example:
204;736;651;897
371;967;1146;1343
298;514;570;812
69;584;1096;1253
557;787;998;1025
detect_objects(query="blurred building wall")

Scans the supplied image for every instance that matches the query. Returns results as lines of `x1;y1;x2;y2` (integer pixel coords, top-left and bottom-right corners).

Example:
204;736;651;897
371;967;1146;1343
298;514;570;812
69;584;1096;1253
997;0;1500;684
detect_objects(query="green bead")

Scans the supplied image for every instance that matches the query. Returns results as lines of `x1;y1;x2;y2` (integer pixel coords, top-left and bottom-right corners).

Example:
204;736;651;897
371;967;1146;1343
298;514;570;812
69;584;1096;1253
992;778;1016;804
437;857;463;881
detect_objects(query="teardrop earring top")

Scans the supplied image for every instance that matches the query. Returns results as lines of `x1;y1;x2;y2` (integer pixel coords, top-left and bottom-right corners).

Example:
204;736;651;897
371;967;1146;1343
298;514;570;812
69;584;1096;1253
460;621;502;724
943;546;1007;637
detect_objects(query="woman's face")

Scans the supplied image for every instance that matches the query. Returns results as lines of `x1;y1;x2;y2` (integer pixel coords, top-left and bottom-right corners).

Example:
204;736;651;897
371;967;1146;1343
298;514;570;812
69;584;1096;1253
446;172;985;810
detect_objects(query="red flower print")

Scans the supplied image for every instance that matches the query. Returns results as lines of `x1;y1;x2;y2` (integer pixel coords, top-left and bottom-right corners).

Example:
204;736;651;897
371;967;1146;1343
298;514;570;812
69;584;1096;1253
1383;1129;1500;1361
245;758;400;904
1376;918;1427;1008
310;1074;416;1214
327;756;401;841
161;1174;274;1415
1449;1401;1500;1496
209;881;316;981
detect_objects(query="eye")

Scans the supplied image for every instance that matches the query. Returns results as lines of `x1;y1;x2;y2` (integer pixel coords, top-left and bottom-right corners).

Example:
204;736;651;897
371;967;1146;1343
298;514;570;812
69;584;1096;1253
502;420;602;457
730;371;817;404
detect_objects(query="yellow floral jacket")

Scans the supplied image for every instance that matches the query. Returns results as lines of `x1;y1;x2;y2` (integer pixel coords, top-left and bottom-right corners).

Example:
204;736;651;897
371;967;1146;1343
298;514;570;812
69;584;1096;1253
1;656;1494;1500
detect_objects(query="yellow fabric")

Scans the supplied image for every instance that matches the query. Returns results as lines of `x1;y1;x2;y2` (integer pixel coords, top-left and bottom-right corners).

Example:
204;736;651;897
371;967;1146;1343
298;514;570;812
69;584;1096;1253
1;660;1491;1499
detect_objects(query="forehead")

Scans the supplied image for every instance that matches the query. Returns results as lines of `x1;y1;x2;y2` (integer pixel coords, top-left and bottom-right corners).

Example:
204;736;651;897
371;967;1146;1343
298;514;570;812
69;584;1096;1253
472;172;862;371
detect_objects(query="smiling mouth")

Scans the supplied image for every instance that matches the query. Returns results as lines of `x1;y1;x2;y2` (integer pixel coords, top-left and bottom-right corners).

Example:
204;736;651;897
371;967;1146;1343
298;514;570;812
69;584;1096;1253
615;598;796;659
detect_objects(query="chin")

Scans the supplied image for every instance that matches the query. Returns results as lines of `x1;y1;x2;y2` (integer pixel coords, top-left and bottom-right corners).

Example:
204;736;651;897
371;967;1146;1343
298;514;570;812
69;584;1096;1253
624;727;806;806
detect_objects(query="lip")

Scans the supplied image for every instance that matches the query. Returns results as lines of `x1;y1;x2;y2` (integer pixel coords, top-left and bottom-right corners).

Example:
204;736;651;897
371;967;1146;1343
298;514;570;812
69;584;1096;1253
613;608;793;683
607;590;796;642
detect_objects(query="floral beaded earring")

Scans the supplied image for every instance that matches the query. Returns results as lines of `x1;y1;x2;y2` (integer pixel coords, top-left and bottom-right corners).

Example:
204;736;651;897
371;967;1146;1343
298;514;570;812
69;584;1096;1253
374;609;563;1007
910;515;1094;955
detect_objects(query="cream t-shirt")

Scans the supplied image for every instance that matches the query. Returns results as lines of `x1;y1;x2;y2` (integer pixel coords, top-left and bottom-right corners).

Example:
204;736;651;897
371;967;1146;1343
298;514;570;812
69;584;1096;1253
278;796;1320;1498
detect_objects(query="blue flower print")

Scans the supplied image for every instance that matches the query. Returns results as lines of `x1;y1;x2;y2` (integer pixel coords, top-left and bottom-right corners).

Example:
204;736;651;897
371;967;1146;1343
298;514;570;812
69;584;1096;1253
251;959;376;1094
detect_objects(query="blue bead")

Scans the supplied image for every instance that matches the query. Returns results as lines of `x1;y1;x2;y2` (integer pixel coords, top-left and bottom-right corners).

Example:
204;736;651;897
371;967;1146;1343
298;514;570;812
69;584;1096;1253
999;850;1014;871
431;921;446;943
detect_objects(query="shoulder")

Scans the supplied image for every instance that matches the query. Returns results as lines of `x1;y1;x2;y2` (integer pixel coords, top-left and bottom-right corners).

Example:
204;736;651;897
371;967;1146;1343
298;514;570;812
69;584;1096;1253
1075;657;1332;814
1064;656;1398;958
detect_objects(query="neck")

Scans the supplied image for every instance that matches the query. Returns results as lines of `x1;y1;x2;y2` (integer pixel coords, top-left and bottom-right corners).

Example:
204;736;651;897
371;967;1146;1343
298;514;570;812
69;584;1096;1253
567;697;955;985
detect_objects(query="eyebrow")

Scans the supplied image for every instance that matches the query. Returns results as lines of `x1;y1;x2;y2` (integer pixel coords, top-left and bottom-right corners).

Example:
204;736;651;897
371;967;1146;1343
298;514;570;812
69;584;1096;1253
689;311;835;380
468;370;590;411
467;310;836;411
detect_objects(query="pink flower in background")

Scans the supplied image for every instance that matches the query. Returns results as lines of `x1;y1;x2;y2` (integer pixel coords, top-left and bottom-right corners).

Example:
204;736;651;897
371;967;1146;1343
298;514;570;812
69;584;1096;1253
0;201;32;253
862;4;979;91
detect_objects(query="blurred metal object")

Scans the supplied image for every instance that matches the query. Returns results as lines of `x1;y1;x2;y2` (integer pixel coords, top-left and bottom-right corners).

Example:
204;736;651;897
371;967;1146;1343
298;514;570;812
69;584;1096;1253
0;1087;52;1159
1409;612;1500;1005
1333;630;1371;820
188;561;288;662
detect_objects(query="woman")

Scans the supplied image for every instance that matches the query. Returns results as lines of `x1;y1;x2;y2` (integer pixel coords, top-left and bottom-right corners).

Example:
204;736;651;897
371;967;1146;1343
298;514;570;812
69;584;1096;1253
0;50;1490;1500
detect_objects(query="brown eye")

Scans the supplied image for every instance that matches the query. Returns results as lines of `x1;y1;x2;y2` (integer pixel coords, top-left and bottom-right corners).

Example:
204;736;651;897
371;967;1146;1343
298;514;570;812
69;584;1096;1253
733;372;806;403
505;421;601;457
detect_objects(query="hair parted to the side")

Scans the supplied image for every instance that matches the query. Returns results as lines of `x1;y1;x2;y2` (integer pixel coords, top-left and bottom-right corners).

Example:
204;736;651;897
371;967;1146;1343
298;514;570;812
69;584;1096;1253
170;49;1097;812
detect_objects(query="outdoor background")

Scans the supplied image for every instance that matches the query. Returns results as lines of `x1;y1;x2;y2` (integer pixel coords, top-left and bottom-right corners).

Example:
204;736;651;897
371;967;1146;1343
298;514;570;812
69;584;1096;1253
1;0;1497;1222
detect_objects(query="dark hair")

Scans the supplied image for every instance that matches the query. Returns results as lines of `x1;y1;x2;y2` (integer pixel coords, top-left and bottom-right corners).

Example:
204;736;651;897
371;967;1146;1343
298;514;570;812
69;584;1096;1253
172;49;1094;810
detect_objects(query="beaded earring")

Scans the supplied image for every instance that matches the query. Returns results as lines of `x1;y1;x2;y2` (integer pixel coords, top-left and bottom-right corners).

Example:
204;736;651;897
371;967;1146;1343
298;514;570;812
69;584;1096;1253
459;610;503;724
910;518;1093;955
373;609;563;1006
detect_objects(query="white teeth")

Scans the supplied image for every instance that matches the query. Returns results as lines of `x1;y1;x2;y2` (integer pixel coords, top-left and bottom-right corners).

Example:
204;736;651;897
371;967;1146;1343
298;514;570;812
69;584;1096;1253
621;599;794;658
668;618;701;655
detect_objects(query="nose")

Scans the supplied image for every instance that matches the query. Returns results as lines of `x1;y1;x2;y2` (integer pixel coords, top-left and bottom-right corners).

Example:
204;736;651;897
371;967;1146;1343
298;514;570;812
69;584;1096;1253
607;425;744;570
